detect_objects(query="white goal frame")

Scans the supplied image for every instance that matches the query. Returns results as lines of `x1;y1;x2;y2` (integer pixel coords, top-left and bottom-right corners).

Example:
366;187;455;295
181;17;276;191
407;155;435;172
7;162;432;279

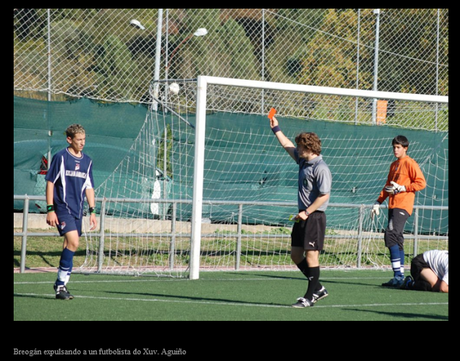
189;75;448;279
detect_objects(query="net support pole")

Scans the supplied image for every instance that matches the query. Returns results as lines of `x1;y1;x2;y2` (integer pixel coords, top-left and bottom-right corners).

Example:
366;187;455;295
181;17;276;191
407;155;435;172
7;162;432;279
356;204;364;269
189;76;208;280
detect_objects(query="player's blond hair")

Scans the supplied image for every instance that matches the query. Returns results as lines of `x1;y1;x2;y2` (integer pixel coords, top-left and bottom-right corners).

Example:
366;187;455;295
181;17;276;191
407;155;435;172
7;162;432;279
66;124;85;139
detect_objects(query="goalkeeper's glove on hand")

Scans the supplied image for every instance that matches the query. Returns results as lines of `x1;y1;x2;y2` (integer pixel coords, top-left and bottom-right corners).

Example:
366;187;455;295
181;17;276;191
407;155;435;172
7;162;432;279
384;181;406;195
370;202;380;220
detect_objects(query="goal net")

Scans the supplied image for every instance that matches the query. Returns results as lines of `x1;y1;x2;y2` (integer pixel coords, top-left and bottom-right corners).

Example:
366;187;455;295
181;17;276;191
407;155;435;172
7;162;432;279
80;76;448;279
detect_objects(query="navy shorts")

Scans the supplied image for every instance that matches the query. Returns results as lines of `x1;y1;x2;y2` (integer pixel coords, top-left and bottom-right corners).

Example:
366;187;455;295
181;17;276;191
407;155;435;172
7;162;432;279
291;211;326;251
56;212;82;237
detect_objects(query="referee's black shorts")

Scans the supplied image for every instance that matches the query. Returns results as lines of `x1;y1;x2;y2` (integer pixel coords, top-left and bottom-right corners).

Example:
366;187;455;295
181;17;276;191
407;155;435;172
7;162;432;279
291;211;326;251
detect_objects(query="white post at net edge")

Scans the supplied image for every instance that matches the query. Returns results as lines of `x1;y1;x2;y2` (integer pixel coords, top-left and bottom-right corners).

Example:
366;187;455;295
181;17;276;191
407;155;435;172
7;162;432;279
189;76;208;280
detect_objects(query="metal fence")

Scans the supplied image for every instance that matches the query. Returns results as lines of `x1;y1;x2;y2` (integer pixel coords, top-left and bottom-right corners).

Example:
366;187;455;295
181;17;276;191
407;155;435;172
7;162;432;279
14;9;448;104
14;194;448;274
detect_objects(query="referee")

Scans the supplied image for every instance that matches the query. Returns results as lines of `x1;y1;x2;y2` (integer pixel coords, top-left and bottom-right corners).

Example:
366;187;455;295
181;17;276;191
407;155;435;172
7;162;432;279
269;112;332;308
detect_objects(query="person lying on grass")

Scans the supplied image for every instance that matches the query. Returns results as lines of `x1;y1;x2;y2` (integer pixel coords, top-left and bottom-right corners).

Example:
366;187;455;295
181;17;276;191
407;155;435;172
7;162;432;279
400;249;448;293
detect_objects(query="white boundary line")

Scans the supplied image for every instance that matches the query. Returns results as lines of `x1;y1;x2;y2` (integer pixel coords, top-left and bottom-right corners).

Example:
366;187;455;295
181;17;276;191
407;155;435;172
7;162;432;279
13;292;447;310
13;276;393;285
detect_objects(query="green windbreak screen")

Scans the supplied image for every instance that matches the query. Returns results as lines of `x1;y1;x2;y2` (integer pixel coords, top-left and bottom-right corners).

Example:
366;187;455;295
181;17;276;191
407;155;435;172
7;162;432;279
14;96;148;206
14;96;447;233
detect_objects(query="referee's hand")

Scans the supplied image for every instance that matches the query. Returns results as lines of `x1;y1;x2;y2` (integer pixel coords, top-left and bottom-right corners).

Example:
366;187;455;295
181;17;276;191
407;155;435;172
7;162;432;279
270;115;279;129
295;210;309;221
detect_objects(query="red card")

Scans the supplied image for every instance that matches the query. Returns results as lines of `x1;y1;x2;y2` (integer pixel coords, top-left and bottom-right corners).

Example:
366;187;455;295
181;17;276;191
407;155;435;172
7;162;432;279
268;108;277;120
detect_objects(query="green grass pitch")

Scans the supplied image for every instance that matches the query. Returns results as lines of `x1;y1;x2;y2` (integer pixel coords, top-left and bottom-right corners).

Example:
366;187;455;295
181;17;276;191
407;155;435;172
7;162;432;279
13;270;448;321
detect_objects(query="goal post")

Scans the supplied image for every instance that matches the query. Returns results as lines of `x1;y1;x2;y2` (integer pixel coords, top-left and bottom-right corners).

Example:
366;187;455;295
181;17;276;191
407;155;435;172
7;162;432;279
189;75;448;279
189;76;208;280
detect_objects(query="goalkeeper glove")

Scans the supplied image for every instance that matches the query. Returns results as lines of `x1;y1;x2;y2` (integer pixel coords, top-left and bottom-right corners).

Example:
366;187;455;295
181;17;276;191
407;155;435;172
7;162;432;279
370;202;380;220
384;181;406;195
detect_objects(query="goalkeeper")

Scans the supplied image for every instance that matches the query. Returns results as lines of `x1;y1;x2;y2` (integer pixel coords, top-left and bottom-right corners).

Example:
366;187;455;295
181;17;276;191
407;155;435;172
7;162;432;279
269;112;332;308
370;135;426;288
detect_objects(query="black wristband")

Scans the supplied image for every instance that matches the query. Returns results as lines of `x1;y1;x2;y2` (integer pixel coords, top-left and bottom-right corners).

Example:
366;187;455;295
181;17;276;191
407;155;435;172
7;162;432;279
89;207;96;214
47;204;55;213
271;125;281;134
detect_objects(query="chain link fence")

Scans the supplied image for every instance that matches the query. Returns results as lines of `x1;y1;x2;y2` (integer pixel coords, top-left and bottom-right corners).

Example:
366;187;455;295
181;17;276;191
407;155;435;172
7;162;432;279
14;8;448;129
14;9;449;274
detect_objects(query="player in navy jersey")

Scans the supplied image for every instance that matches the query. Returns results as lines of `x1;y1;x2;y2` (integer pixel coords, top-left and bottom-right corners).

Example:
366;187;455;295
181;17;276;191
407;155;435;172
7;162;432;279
45;124;97;300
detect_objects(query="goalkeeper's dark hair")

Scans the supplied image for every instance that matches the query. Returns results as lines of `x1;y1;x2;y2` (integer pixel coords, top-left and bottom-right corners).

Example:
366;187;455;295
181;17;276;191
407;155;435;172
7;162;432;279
392;135;409;148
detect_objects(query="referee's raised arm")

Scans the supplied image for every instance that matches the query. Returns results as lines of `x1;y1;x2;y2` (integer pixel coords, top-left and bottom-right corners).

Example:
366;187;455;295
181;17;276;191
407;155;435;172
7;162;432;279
269;114;297;162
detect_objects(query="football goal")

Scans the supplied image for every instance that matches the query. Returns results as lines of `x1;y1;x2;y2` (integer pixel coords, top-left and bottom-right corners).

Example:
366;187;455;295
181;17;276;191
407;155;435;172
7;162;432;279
83;76;448;279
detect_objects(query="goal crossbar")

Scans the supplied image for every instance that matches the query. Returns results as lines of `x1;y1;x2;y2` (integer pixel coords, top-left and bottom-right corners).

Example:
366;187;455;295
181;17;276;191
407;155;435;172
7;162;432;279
197;76;448;104
189;75;448;279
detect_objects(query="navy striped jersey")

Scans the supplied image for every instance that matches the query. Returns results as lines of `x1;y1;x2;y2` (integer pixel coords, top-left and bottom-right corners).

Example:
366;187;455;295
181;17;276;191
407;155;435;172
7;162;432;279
45;148;94;219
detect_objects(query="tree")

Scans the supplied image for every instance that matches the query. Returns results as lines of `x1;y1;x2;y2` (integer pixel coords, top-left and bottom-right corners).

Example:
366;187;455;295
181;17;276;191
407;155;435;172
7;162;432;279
297;9;374;90
96;35;140;101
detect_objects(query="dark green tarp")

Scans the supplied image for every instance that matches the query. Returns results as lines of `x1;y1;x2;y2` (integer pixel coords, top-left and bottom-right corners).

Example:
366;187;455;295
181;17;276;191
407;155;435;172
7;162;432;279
14;96;448;233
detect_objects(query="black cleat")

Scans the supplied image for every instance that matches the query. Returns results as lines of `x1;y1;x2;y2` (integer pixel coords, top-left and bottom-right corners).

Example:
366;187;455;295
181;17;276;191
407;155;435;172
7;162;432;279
291;297;314;308
54;284;74;300
400;276;414;290
312;286;328;303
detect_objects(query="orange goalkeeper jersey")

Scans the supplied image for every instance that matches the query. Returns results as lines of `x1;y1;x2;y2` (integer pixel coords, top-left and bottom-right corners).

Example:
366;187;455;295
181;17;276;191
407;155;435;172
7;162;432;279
377;155;426;215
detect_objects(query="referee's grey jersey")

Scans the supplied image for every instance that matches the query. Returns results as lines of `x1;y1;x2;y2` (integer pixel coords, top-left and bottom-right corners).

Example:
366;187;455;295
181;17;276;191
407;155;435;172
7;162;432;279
294;152;332;212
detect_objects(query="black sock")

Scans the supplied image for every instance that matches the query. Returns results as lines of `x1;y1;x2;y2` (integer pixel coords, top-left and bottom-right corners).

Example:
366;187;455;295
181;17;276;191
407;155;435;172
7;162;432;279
296;258;309;278
304;266;321;300
296;259;323;292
